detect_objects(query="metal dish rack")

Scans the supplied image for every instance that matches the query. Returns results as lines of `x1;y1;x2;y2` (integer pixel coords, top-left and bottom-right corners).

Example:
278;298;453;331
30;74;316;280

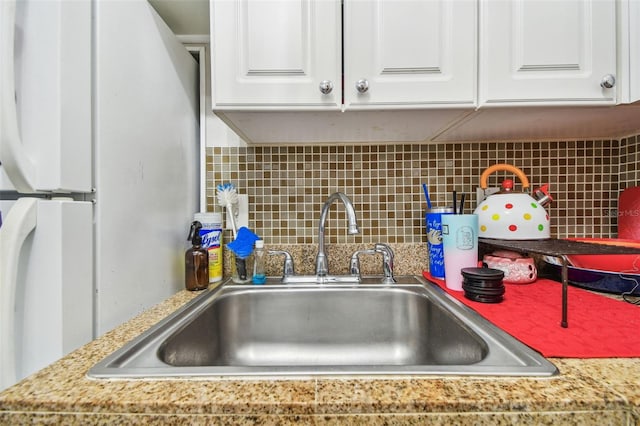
479;238;640;327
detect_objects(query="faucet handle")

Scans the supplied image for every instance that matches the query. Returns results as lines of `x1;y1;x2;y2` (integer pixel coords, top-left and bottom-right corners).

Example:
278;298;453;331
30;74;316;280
349;249;376;279
374;243;396;284
268;250;295;281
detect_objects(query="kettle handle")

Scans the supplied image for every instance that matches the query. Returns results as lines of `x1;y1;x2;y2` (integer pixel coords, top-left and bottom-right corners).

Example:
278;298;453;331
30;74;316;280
480;164;530;190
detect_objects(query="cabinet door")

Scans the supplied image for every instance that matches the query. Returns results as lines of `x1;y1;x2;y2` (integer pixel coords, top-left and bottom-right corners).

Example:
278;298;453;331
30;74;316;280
344;0;477;109
210;0;341;110
480;0;616;105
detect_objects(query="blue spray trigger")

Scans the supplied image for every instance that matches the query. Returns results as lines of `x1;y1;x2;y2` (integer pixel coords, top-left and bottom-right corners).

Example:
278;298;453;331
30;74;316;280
226;227;260;258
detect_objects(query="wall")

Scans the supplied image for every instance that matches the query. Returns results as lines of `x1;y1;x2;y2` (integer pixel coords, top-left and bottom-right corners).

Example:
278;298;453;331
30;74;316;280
208;139;639;242
620;134;640;186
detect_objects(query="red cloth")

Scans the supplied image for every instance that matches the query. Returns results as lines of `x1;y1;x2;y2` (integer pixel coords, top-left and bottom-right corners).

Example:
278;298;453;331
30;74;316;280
422;271;640;358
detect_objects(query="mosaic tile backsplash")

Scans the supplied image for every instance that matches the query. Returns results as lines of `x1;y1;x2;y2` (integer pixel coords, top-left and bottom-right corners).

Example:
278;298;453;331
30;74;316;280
207;136;639;246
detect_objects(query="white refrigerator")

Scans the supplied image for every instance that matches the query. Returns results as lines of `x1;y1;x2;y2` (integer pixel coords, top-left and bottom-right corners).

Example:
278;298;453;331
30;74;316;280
0;0;200;390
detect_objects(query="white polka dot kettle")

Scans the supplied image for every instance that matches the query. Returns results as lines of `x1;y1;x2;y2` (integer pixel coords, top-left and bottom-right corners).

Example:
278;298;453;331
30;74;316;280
474;164;552;240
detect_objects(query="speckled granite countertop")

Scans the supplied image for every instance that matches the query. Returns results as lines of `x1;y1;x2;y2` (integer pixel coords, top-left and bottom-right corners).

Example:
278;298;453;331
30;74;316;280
1;287;639;425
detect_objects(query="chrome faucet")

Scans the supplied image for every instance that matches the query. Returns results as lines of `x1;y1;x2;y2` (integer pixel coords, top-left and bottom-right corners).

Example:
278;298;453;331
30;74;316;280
349;249;376;278
315;192;359;276
374;243;396;284
349;244;396;283
268;250;295;281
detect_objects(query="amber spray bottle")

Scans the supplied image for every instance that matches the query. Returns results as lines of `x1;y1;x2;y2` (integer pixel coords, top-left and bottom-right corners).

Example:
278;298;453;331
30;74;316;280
185;221;209;291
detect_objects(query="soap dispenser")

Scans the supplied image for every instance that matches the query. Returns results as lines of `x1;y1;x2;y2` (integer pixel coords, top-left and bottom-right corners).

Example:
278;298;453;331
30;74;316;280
185;221;209;291
252;239;266;284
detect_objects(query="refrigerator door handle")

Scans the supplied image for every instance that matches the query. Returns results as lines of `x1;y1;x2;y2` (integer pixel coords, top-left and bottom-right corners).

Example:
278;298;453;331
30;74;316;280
0;198;37;390
0;0;37;193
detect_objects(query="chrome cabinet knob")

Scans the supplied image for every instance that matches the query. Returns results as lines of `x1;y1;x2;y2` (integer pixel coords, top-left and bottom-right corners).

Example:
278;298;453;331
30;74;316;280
600;74;616;89
319;80;333;94
355;79;369;93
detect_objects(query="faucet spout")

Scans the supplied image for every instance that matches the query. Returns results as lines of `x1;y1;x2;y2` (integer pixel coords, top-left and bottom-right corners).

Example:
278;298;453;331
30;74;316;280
315;192;359;276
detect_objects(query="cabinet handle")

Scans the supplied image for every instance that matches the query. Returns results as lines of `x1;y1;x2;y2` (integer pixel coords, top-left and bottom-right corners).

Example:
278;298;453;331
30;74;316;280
600;74;615;89
319;80;333;94
0;0;37;192
355;79;369;93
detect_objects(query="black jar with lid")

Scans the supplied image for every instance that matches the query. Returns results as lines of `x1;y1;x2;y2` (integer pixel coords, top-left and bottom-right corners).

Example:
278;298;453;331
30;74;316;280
461;267;505;303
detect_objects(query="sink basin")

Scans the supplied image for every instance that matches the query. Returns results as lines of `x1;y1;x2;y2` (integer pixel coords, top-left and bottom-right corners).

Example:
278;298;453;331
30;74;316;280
89;276;558;378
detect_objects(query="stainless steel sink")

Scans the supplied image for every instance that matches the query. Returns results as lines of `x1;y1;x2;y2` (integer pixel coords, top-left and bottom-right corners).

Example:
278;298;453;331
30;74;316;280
88;276;558;378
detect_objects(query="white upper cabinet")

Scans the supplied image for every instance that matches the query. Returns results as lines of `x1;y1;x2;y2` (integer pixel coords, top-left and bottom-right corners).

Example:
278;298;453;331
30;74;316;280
206;0;639;143
210;0;341;110
343;0;476;109
212;0;617;110
210;0;476;110
479;0;617;106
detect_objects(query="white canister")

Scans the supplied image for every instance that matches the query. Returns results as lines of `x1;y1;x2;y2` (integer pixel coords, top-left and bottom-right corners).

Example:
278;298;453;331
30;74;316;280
194;212;223;282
